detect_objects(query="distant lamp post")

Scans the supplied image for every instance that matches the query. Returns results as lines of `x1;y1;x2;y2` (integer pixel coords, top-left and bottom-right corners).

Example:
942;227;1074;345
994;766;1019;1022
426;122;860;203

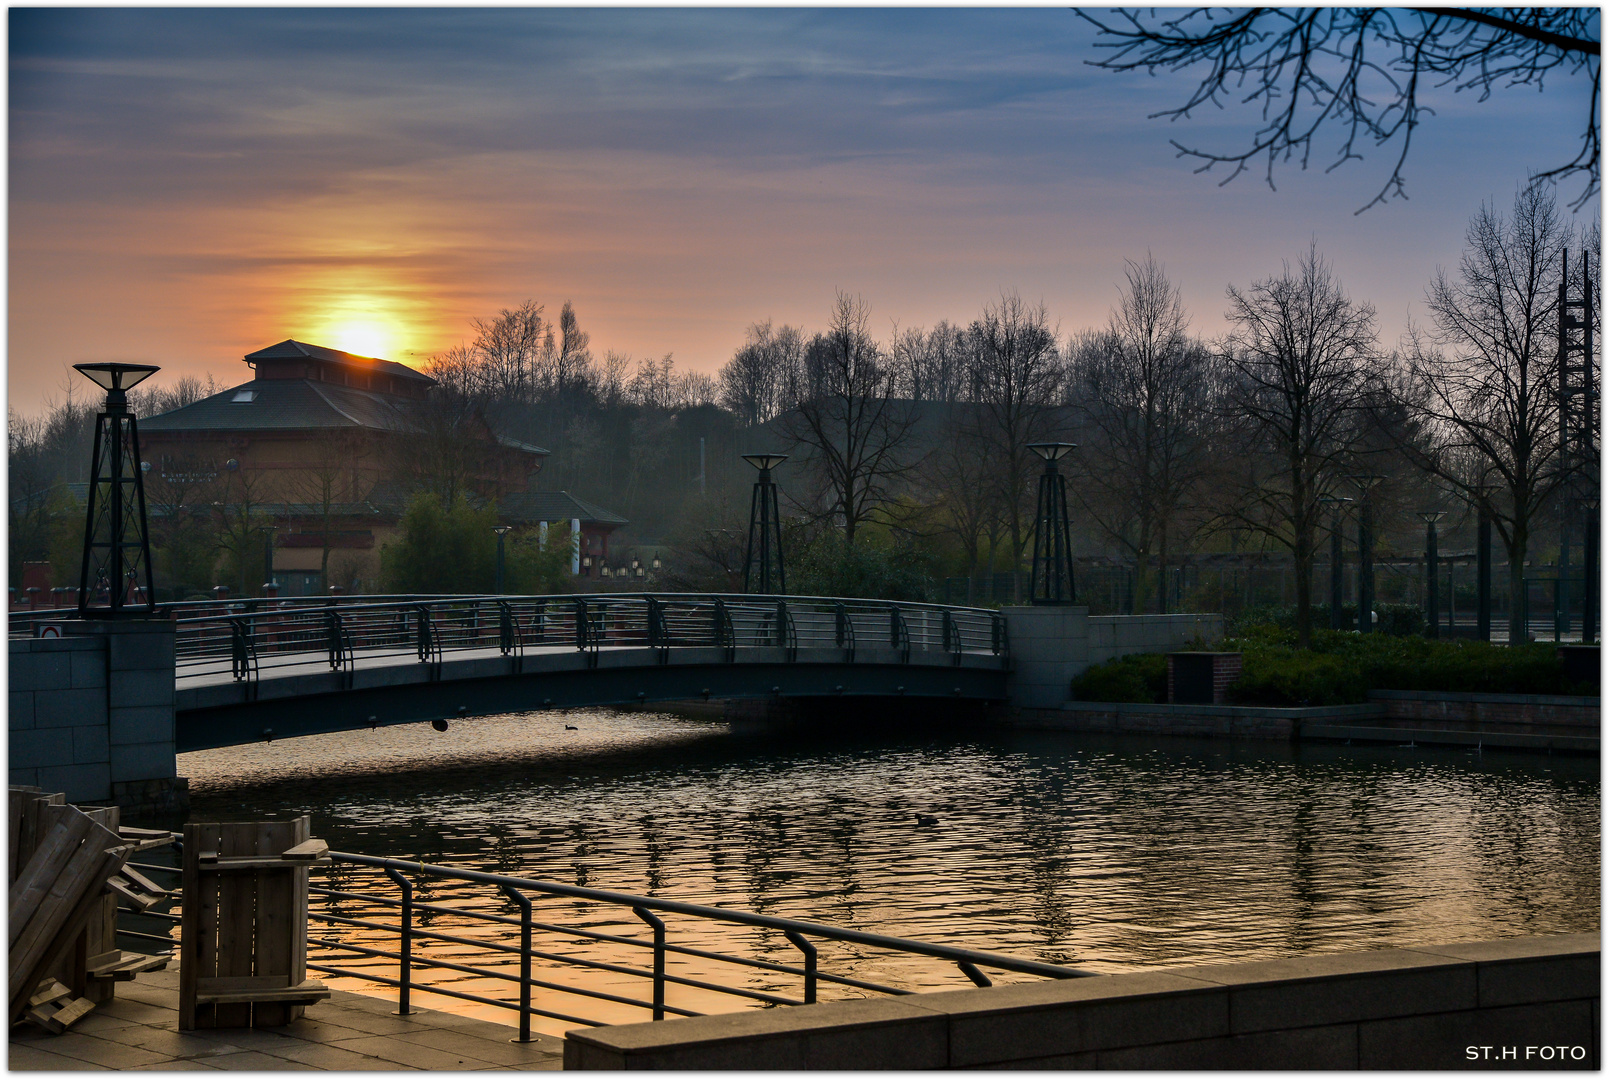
1418;511;1446;639
262;525;278;594
1584;496;1599;645
1028;443;1077;605
582;555;593;577
1474;479;1495;641
74;362;160;618
1318;494;1353;630
742;453;788;595
493;525;512;594
1348;475;1384;633
652;555;662;572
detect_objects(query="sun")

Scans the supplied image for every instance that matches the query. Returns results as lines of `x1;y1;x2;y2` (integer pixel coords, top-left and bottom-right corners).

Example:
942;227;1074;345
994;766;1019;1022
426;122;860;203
324;319;396;360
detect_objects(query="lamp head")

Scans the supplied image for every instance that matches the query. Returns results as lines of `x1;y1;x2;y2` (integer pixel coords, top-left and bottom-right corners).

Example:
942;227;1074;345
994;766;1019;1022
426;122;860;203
74;363;160;411
492;525;512;537
1416;511;1446;524
1347;473;1385;493
743;453;788;472
1028;442;1076;462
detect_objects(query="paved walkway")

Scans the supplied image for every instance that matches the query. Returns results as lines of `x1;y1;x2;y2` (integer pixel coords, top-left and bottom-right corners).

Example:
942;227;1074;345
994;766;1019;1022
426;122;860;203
9;967;564;1071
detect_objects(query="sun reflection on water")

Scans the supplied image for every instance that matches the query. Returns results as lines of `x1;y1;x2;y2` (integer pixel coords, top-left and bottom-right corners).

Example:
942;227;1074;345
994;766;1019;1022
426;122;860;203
168;710;1600;1037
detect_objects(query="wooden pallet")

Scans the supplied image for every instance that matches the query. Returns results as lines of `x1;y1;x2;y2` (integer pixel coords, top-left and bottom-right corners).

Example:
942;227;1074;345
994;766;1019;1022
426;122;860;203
7;791;136;1028
179;817;330;1029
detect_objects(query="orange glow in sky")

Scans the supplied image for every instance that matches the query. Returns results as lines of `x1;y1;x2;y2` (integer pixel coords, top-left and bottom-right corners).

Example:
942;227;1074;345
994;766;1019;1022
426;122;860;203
8;9;1597;411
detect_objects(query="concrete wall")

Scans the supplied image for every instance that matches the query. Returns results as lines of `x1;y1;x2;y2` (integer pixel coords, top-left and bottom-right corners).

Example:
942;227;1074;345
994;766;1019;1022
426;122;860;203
565;933;1598;1070
1001;606;1222;708
9;621;181;811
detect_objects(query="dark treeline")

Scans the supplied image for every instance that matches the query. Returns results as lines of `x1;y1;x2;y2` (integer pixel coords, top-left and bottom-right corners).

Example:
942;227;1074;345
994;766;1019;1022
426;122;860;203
11;190;1599;639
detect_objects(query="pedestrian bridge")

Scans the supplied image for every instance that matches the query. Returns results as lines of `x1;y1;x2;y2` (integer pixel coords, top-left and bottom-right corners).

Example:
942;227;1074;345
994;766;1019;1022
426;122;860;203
163;593;1011;752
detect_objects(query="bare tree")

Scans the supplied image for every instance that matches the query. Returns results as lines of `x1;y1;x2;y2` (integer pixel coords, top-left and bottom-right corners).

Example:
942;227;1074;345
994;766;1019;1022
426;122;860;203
777;292;921;547
1221;243;1382;646
719;320;805;426
892;321;968;403
1394;185;1581;642
1067;255;1221;613
288;427;371;588
1081;8;1601;212
962;292;1065;577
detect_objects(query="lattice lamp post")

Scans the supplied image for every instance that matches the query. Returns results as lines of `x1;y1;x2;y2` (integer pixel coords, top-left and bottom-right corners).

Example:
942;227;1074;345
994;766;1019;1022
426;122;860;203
1028;443;1077;605
1418;511;1446;639
493;525;511;594
742;454;787;595
74;363;160;618
1348;474;1384;633
1318;494;1352;630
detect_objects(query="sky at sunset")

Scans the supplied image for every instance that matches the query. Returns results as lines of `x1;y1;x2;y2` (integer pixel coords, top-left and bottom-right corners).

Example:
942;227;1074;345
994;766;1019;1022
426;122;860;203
8;7;1601;412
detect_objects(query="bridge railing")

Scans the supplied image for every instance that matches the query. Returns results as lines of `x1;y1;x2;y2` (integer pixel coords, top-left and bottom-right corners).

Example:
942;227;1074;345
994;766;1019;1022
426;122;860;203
170;593;1009;684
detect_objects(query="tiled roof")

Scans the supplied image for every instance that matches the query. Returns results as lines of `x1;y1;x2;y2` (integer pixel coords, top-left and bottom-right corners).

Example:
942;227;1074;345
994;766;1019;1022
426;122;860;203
141;379;415;434
498;491;628;527
245;340;436;384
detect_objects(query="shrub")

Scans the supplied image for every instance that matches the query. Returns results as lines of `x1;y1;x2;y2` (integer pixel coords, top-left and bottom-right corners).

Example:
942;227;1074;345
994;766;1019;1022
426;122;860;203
1071;626;1593;706
1071;652;1167;703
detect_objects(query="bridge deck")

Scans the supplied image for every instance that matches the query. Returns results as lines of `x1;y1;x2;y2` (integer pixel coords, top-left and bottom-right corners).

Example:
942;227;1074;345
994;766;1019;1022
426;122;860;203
175;641;1011;752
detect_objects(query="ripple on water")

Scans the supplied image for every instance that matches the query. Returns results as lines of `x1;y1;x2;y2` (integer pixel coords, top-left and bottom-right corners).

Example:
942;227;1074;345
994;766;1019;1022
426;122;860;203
175;709;1599;1032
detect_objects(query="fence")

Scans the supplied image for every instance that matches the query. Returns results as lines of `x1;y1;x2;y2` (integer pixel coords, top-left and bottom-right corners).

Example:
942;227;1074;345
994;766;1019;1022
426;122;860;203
118;840;1093;1040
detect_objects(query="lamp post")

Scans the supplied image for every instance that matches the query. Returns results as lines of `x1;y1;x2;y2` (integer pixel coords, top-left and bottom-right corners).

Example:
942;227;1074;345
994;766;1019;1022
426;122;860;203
1418;511;1446;639
1585;496;1599;645
1027;443;1077;605
742;453;787;594
1318;495;1352;630
73;362;160;618
493;525;511;594
262;525;278;595
1474;480;1494;641
1348;475;1383;633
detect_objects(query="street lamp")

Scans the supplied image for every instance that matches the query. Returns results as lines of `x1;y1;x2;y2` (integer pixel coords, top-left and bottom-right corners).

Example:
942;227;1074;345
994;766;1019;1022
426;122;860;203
1348;475;1384;633
73;363;160;618
1473;478;1495;641
1027;443;1077;605
742;453;787;595
1584;495;1599;645
262;525;278;595
1417;511;1446;639
1318;495;1353;630
493;525;511;594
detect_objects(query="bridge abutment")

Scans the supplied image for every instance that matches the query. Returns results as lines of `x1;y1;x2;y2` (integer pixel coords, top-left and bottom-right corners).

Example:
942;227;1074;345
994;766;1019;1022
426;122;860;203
9;620;187;814
1000;607;1222;710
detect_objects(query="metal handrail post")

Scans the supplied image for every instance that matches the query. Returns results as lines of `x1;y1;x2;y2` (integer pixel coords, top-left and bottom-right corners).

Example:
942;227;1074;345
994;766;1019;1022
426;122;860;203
633;906;667;1020
500;885;533;1042
384;866;414;1015
784;929;817;1004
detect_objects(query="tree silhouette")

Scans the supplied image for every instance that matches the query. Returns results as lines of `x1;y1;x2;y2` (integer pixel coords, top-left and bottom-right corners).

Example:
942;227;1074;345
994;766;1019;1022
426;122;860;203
1080;8;1600;212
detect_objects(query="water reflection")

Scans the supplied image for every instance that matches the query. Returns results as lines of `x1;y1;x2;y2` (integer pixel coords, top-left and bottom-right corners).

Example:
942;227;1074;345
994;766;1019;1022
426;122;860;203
175;709;1599;1034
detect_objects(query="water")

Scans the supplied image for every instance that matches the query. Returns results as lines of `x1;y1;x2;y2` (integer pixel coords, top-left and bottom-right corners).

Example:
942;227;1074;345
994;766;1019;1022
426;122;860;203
172;709;1599;1034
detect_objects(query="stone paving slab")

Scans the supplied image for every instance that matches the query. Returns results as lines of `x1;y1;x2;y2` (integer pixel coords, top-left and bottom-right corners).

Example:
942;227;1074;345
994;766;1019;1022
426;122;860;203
9;966;565;1071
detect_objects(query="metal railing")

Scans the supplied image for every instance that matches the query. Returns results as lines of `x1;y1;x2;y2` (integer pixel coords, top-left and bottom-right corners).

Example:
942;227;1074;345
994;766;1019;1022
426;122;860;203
116;842;1093;1040
163;593;1008;685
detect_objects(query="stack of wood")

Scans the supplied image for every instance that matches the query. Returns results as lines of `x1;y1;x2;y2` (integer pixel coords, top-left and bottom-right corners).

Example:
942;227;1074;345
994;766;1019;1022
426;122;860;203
8;787;173;1033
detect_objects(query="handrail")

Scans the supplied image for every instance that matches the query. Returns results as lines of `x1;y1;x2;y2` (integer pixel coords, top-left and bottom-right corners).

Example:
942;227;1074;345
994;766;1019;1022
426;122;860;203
152;591;1010;684
325;851;1093;983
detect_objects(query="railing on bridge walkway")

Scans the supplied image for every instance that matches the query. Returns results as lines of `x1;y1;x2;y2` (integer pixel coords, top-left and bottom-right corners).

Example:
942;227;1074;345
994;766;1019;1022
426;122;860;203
158;593;1008;686
122;841;1092;1040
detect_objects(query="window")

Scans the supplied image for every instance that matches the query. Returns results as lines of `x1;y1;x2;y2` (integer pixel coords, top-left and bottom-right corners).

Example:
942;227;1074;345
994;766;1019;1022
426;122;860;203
232;389;256;403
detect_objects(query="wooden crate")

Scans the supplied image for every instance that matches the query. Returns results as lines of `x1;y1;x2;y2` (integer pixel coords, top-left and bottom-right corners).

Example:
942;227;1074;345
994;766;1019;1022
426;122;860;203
179;816;330;1030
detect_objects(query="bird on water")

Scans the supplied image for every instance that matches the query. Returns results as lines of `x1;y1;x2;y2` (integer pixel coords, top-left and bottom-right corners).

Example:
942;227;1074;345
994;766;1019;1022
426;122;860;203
915;813;938;827
564;723;578;731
